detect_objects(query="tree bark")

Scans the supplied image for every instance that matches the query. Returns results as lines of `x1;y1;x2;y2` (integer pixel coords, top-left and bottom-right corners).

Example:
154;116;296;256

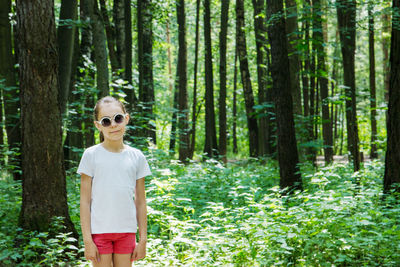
16;0;77;236
169;86;178;154
381;11;391;102
57;0;77;115
236;0;258;157
138;0;156;144
203;0;218;158
383;1;400;193
252;0;268;157
114;0;125;71
219;0;229;162
266;0;302;191
124;0;132;84
87;0;109;96
314;0;333;164
301;20;310;118
0;0;22;179
337;0;360;171
285;0;302;115
233;48;238;154
79;0;95;147
189;0;200;159
368;1;377;159
176;0;190;162
99;0;119;72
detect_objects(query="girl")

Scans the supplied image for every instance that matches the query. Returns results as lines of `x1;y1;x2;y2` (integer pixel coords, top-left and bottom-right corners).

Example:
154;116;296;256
78;96;151;267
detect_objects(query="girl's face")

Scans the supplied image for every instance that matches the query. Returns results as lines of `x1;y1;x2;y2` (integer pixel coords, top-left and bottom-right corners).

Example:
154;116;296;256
94;102;129;142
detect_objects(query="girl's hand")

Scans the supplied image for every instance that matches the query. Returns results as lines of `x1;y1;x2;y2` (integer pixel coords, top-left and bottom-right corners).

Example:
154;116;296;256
84;241;100;263
131;241;146;261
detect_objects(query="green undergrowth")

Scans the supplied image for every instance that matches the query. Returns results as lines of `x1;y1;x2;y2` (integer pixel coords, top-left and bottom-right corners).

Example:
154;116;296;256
0;151;399;266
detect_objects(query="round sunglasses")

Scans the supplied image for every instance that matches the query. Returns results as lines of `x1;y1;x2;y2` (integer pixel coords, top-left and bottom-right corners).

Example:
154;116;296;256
97;113;127;127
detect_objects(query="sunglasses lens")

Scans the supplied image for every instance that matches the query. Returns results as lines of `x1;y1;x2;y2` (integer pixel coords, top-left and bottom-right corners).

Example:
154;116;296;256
101;118;111;127
115;114;124;124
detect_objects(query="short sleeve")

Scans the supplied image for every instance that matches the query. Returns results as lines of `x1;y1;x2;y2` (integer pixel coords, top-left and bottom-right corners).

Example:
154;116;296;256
77;149;94;177
136;151;151;180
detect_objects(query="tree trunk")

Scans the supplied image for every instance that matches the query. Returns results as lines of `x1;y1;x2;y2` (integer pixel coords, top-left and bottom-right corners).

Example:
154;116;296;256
382;11;391;102
368;1;377;159
79;0;95;147
285;0;302;115
67;30;83;166
233;48;238;154
266;0;302;191
236;0;258;157
99;0;119;72
123;0;136;112
219;0;229;162
16;0;77;237
0;0;22;179
301;21;310;118
87;0;109;96
337;0;360;171
252;0;268;157
124;0;132;84
58;0;77;115
138;0;156;144
189;0;200;159
169;87;178;154
63;19;82;168
314;0;333;164
383;0;400;193
176;0;190;162
203;0;218;158
114;0;125;71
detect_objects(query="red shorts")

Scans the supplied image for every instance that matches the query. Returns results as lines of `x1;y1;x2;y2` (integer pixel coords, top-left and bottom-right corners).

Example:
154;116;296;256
92;233;136;254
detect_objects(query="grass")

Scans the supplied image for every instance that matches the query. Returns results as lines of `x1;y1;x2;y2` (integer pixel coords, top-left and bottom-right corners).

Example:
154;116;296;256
1;149;399;266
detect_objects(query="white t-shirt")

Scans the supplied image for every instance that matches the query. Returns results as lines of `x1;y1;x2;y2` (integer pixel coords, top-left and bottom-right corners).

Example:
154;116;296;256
77;144;151;234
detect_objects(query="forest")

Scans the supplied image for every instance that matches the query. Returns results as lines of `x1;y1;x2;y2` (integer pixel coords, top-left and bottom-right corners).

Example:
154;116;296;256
0;0;400;266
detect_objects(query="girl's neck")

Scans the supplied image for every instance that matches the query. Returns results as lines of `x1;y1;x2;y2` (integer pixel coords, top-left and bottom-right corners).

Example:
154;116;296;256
102;139;125;153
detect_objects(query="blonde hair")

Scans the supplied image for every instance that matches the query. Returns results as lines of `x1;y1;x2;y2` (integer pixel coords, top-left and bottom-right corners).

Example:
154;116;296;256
94;96;127;142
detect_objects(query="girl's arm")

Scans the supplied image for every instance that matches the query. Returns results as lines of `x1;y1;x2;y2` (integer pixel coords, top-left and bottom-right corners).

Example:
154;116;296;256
132;177;147;261
80;173;100;263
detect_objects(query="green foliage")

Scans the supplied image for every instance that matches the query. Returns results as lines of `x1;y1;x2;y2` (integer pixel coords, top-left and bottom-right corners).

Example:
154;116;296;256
3;153;400;266
0;178;82;266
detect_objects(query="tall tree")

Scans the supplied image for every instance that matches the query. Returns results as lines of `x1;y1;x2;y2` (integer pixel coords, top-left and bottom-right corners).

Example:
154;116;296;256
124;0;132;84
0;0;22;179
16;0;77;236
99;0;118;72
285;0;302;115
87;0;109;96
337;0;360;171
232;49;238;154
57;0;78;114
236;0;258;157
266;0;302;191
381;8;391;102
138;0;156;144
114;0;126;71
314;0;333;164
384;0;400;193
252;0;268;156
368;1;377;159
80;0;96;147
176;0;190;162
219;0;229;162
203;0;218;157
169;86;178;154
189;0;201;159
